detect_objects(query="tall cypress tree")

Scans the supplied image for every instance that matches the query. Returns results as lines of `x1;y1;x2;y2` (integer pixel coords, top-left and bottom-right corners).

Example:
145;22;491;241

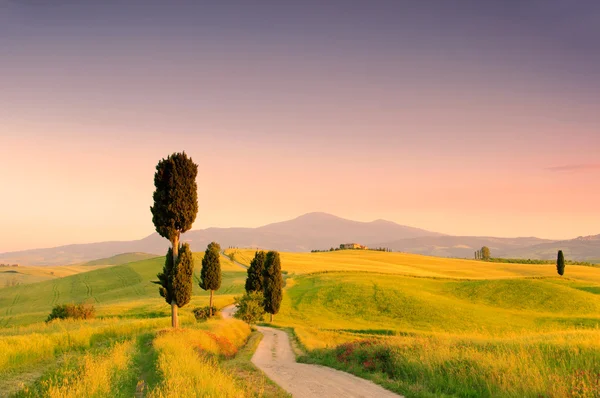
150;152;198;328
557;250;565;276
200;242;222;316
154;244;194;322
245;251;266;293
263;251;283;322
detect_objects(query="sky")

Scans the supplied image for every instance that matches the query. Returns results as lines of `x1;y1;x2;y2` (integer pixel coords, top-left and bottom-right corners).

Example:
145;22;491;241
1;1;599;252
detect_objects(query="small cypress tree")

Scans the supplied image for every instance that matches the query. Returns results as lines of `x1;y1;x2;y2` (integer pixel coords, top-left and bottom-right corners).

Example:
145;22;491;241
263;251;283;322
245;251;266;293
150;152;198;328
154;244;194;326
557;250;565;276
200;242;222;316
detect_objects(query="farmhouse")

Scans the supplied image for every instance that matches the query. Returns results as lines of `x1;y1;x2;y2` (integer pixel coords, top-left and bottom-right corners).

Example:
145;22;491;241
340;243;368;250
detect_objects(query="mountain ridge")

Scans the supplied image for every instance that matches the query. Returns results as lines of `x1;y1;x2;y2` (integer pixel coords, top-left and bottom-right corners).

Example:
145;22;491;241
1;212;598;265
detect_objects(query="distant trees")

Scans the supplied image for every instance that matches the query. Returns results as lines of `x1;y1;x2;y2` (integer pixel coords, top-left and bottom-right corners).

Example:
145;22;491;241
263;251;284;322
245;251;266;293
150;152;198;328
481;247;490;261
557;250;565;276
200;242;222;316
474;247;491;261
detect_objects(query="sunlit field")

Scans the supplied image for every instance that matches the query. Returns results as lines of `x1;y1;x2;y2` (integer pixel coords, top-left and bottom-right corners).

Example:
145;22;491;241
235;250;600;397
226;249;600;281
5;315;253;397
3;249;600;397
0;265;112;288
0;254;246;327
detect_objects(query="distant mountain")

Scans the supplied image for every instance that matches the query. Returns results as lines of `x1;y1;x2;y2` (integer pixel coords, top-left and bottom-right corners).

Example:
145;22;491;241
0;212;441;265
372;234;600;263
371;236;555;259
505;235;600;263
1;213;598;265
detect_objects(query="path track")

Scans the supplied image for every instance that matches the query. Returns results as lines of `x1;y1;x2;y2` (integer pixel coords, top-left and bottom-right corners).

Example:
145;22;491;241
222;305;401;398
220;252;248;270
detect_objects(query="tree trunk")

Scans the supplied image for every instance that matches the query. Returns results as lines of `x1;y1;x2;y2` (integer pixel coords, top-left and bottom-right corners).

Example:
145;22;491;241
270;313;273;322
170;233;180;328
209;290;214;316
171;301;178;328
172;234;180;262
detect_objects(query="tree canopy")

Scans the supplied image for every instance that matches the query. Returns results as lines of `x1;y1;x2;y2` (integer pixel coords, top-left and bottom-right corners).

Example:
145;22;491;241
481;246;491;261
557;250;565;276
150;152;198;245
200;242;222;315
245;251;266;293
263;251;283;321
154;244;194;308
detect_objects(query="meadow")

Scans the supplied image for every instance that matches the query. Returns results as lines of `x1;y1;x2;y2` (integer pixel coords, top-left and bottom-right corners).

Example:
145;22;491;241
0;251;287;397
3;249;600;397
0;265;111;289
0;253;246;327
228;249;600;397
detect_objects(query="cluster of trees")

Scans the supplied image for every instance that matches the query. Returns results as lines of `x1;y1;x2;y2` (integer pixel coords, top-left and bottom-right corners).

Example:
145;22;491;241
150;151;283;328
235;250;284;324
474;246;491;261
150;152;225;328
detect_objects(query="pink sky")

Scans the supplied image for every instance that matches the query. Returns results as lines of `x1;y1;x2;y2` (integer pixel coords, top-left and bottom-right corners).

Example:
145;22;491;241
1;2;599;252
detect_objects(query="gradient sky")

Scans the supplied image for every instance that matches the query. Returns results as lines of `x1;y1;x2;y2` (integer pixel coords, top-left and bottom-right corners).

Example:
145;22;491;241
1;1;599;252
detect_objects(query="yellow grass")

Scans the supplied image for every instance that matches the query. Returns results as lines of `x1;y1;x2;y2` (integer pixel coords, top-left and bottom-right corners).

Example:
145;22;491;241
0;265;110;287
19;340;134;397
226;249;600;282
0;317;169;376
149;319;251;398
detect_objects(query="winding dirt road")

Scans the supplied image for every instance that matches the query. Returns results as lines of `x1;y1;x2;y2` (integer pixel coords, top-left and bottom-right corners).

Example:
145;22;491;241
222;306;401;398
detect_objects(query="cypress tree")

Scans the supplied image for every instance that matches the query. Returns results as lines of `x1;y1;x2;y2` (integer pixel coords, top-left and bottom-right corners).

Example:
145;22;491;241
263;251;283;322
557;250;565;276
481;246;491;261
245;251;266;293
200;242;222;316
154;244;194;320
150;152;198;328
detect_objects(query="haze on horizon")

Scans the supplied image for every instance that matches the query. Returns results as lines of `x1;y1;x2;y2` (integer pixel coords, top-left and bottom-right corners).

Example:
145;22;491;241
1;1;599;252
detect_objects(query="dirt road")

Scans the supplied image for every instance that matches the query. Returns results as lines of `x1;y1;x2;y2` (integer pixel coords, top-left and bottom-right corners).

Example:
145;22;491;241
222;305;401;398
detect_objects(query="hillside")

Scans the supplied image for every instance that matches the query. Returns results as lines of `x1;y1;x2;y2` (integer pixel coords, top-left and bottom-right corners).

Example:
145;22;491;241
1;212;599;265
371;235;554;258
3;249;600;397
0;212;441;265
82;252;158;266
0;253;246;327
0;264;111;289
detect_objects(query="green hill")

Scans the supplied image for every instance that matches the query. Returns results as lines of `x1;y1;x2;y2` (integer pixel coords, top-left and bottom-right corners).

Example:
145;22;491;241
0;254;246;327
82;252;159;266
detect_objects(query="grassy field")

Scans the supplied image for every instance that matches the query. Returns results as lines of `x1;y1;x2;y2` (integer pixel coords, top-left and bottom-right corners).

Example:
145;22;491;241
0;265;112;289
225;248;600;282
238;250;600;397
82;252;159;266
4;249;600;397
0;249;279;397
4;314;257;397
0;253;246;327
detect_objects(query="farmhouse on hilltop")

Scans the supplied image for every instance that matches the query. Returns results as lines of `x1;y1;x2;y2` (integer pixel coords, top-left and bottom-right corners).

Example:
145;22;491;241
340;243;368;250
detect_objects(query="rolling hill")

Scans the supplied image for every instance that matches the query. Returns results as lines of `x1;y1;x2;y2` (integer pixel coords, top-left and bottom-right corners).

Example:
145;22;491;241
1;212;599;265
